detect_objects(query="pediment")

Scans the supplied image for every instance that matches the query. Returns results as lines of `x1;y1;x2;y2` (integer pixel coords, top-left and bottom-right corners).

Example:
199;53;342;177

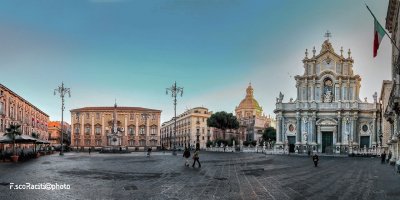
316;118;337;126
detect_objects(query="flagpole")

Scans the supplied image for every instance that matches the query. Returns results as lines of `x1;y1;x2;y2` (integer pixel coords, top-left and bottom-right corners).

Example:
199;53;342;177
366;3;400;52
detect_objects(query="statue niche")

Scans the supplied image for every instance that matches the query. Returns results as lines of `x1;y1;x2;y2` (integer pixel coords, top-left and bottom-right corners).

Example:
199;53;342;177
323;78;333;103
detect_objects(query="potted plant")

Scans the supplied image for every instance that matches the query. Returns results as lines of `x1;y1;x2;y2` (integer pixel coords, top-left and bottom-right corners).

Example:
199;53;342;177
4;124;22;162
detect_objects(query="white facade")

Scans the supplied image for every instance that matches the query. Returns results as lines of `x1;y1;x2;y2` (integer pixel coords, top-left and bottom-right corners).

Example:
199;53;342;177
274;39;379;154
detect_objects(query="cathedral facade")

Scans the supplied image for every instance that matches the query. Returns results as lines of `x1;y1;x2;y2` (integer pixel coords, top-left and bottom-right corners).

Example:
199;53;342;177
274;39;379;154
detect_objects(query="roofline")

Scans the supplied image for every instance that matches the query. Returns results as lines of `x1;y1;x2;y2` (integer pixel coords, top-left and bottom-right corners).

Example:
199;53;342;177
0;83;49;117
70;106;162;112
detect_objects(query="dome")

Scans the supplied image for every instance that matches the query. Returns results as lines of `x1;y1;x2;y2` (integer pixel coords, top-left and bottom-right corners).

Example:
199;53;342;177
236;84;263;112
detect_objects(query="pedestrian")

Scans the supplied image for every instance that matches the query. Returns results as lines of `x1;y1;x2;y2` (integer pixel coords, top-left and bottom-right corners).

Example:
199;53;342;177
183;148;191;167
387;151;392;163
147;147;152;157
381;151;387;164
307;149;311;157
312;154;319;167
192;148;201;168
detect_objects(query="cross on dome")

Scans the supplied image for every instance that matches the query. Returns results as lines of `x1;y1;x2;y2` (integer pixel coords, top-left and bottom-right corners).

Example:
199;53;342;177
324;30;332;41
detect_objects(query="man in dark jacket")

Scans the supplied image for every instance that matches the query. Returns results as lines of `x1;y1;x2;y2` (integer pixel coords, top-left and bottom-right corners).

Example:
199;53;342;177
183;148;191;167
312;154;319;167
381;151;386;164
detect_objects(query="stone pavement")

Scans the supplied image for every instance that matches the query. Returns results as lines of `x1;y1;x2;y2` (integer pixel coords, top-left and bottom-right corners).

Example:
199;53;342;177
0;151;399;200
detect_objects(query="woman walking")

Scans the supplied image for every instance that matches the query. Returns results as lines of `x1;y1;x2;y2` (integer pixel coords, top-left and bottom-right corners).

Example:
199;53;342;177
192;149;201;168
183;148;191;167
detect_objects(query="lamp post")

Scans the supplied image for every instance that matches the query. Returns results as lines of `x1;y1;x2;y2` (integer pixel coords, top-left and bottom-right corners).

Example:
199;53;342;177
54;82;71;156
379;133;383;155
166;81;183;156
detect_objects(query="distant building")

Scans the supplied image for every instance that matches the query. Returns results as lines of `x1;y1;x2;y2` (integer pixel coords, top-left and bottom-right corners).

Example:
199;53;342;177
48;121;71;146
235;84;275;144
274;38;379;154
161;107;213;150
70;103;161;150
0;84;49;144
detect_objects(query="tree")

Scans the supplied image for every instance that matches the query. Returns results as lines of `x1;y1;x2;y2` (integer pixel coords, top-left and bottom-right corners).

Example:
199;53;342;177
4;124;22;156
262;127;276;146
207;111;239;140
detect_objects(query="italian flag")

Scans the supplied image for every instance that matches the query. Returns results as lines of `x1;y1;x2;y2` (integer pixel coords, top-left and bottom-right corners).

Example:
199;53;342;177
373;18;385;57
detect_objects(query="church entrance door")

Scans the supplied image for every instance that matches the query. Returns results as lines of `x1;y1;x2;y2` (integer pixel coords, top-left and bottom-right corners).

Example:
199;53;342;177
360;136;370;149
288;136;295;153
322;132;333;154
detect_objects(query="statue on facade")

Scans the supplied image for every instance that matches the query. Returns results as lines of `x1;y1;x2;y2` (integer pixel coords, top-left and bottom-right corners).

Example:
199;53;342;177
278;92;284;103
373;92;377;103
323;90;333;103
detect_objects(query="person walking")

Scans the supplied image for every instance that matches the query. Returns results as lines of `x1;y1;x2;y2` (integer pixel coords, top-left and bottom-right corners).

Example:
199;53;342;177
312;154;319;167
88;148;91;155
147;147;152;157
192;149;201;168
387;151;392;164
183;148;191;167
381;151;387;164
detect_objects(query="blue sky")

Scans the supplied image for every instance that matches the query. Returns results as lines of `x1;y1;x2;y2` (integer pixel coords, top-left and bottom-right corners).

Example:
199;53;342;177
0;0;390;123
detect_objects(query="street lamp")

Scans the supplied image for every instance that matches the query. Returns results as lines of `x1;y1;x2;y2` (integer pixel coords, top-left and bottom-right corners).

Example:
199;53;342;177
54;82;71;156
166;81;183;156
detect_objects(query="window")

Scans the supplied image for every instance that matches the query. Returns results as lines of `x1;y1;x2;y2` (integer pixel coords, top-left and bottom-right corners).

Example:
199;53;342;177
151;126;157;135
96;113;100;120
140;126;145;135
75;127;80;134
139;140;146;146
129;140;135;146
130;113;135;120
0;102;4;114
0;119;3;131
85;127;91;134
362;125;368;132
86;113;90;119
96;140;101;146
95;126;101;134
129;127;135;135
76;113;80;121
86;140;90;145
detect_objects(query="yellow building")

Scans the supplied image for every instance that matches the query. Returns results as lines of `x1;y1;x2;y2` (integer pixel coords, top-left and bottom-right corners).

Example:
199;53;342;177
0;84;49;143
70;103;161;150
48;121;71;146
235;84;275;143
161;107;213;150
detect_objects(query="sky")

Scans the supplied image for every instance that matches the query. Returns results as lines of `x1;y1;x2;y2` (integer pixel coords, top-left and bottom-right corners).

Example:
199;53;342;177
0;0;391;124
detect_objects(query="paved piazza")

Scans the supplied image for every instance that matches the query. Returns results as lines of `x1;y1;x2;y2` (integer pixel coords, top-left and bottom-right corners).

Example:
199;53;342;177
0;152;399;200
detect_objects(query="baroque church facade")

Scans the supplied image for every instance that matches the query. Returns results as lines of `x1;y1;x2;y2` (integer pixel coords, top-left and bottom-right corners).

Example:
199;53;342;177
274;39;380;154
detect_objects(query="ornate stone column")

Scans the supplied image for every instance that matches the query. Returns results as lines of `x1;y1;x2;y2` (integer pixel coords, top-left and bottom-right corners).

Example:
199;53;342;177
372;116;377;146
276;116;282;144
296;113;301;144
353;116;358;145
311;115;317;144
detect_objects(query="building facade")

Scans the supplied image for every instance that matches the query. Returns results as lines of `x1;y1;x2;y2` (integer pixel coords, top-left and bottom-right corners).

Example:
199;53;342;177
70;104;161;150
384;0;400;163
235;84;275;144
48;121;71;146
274;39;379;154
0;84;49;144
160;107;213;150
380;81;393;153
